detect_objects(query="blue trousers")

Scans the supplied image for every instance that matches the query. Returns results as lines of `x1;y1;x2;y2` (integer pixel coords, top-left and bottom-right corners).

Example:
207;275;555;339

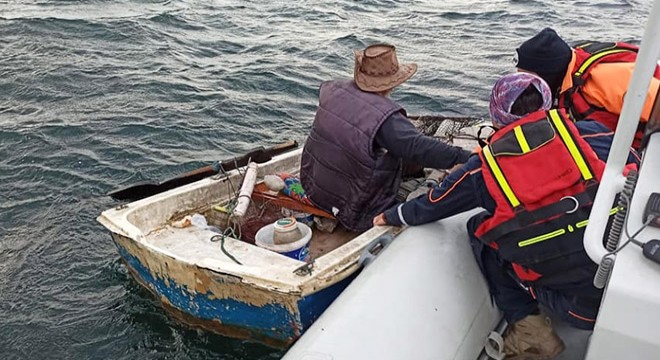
467;212;602;330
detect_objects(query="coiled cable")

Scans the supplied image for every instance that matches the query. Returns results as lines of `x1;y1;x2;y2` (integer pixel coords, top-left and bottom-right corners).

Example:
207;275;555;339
604;170;638;251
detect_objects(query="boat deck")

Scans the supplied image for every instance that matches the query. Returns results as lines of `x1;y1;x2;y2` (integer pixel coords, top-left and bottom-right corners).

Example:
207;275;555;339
144;225;301;268
143;198;360;270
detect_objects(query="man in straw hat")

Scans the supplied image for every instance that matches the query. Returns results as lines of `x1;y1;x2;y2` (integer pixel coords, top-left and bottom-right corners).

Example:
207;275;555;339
300;43;471;232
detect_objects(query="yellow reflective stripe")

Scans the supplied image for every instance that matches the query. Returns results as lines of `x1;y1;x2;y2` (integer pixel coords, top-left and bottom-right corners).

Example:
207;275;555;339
575;207;619;229
483;145;520;207
517;207;618;248
575;49;632;77
518;229;566;247
548;110;593;181
514;125;531;153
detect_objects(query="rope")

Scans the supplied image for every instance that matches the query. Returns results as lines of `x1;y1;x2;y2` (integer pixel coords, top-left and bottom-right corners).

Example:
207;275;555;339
207;156;258;264
210;230;243;265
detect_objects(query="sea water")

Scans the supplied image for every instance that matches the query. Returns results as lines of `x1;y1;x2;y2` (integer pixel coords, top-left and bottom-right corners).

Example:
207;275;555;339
0;1;653;358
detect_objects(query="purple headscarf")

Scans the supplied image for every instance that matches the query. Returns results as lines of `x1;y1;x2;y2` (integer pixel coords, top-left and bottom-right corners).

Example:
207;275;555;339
489;72;552;128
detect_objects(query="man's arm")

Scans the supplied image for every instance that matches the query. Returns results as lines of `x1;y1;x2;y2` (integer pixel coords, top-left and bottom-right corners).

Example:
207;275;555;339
375;112;472;169
378;155;484;226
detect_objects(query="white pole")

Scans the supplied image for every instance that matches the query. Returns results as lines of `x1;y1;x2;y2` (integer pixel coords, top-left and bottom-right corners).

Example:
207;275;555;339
584;0;660;264
232;162;258;218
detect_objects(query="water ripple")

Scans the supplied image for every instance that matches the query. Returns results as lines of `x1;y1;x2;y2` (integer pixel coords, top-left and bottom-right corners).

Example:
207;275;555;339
0;0;654;358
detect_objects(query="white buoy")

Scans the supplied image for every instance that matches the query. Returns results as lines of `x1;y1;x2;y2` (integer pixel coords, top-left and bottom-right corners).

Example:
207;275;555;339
232;162;258;218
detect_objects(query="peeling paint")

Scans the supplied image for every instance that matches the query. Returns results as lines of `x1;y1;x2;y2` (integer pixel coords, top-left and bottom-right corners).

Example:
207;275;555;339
113;232;357;345
99;150;398;344
114;233;300;312
115;235;302;341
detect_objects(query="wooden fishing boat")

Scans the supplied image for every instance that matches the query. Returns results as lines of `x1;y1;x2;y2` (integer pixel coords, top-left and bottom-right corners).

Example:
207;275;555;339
97;109;482;346
97;147;402;346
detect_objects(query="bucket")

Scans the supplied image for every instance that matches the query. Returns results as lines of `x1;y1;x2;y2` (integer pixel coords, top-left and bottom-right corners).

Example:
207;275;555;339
255;221;312;261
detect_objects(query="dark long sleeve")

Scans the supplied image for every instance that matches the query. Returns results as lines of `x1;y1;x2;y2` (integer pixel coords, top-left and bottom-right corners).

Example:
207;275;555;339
383;155;490;226
381;120;641;227
575;120;641;165
375;112;472;169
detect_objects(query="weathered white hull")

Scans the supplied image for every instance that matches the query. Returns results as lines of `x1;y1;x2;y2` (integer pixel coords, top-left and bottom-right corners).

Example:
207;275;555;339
98;148;396;345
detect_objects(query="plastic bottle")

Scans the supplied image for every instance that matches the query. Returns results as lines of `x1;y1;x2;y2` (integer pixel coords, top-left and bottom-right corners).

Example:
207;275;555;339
190;213;222;234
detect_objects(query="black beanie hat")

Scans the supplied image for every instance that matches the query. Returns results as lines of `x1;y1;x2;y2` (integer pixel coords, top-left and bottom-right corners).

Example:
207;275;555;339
514;28;572;75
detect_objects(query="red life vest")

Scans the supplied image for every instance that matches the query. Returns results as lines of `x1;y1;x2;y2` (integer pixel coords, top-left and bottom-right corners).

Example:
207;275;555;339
558;41;660;149
475;109;611;286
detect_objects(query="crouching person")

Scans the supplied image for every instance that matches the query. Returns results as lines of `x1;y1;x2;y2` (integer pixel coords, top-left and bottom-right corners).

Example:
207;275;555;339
373;73;639;359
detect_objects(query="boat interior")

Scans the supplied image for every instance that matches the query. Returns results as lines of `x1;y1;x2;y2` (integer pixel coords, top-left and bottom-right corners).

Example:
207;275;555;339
130;151;346;257
139;188;360;269
100;148;397;291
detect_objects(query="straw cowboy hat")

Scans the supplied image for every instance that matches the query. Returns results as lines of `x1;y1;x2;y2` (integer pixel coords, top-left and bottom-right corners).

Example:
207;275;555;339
353;44;418;93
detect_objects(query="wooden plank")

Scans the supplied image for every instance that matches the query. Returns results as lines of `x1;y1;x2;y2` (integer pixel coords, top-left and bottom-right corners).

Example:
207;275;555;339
252;183;335;219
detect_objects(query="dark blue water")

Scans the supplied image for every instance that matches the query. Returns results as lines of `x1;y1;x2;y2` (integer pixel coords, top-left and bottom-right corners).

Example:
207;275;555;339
0;0;653;358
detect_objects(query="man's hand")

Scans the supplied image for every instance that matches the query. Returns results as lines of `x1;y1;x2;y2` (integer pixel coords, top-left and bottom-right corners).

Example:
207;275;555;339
373;213;387;226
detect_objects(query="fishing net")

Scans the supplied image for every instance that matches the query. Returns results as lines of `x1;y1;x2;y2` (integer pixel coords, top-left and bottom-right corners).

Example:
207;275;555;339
408;115;486;142
236;201;283;245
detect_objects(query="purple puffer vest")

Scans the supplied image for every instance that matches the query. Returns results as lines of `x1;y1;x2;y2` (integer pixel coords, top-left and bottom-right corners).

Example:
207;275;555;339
300;80;405;232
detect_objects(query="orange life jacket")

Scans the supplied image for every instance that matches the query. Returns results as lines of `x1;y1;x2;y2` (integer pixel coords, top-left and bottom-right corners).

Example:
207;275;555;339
474;109;634;286
559;41;660;149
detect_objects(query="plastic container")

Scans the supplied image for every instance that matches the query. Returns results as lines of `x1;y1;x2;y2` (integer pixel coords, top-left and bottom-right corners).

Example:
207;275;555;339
187;213;221;233
273;217;303;245
255;221;312;261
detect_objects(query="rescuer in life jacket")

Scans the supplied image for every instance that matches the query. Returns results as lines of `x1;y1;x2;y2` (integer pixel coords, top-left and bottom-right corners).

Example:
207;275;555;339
514;27;660;148
373;73;640;360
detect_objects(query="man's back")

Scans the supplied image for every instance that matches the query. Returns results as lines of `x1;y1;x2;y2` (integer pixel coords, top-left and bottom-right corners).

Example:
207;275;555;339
301;80;404;232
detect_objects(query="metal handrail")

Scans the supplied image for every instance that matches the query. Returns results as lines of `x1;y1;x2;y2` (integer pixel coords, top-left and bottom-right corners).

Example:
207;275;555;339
584;0;660;264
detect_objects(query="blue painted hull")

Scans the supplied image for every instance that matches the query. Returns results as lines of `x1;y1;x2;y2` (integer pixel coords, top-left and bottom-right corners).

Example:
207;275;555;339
112;233;357;346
